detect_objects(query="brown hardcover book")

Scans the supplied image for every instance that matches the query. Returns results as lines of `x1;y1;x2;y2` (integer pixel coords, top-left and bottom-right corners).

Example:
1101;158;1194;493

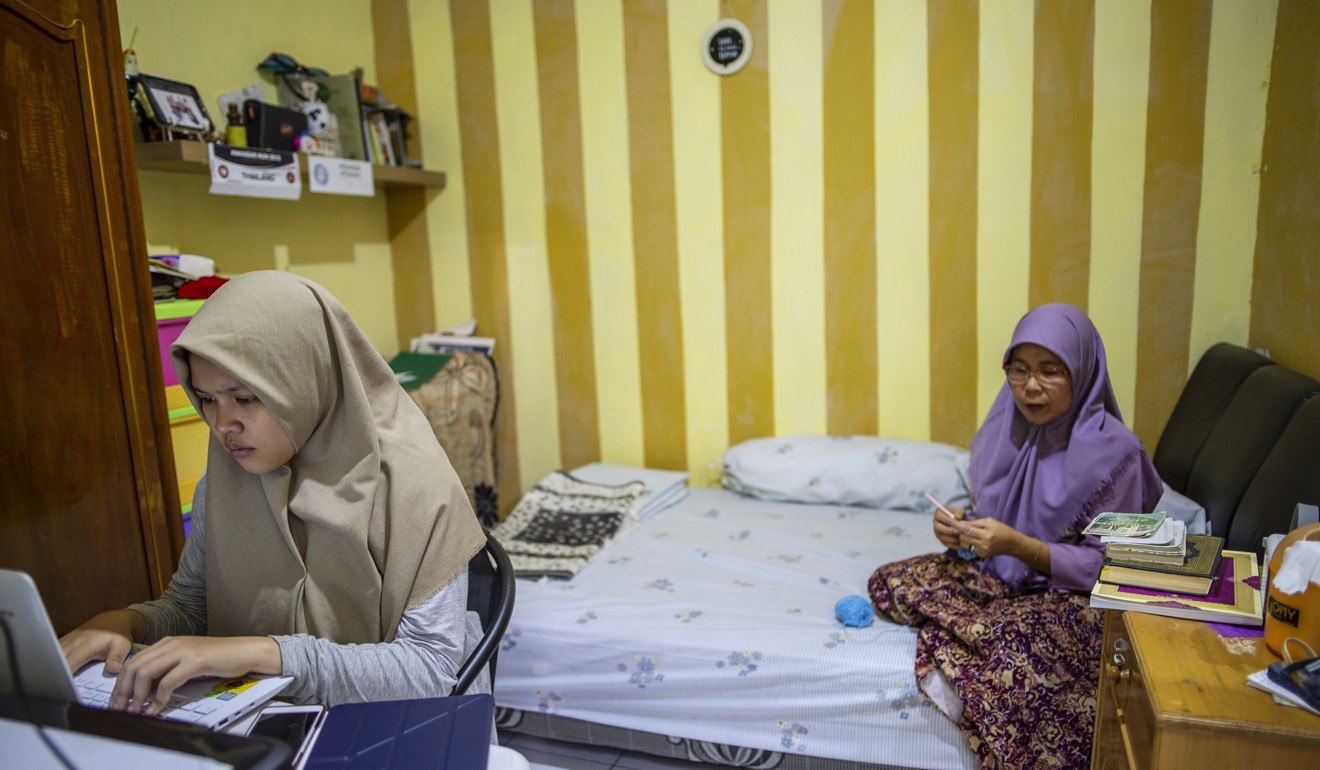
1090;550;1262;626
1100;534;1224;595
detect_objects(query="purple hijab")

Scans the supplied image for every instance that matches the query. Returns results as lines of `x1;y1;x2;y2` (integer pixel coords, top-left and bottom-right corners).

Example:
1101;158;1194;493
968;303;1162;591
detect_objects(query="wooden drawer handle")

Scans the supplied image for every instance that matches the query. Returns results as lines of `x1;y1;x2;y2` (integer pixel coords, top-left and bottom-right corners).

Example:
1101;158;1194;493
1106;661;1130;685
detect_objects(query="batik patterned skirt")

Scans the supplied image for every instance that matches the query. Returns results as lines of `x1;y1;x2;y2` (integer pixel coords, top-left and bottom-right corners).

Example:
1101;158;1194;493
868;553;1102;770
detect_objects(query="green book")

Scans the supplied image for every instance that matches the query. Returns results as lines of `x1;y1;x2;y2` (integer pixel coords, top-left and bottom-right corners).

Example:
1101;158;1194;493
388;352;452;391
1099;534;1225;596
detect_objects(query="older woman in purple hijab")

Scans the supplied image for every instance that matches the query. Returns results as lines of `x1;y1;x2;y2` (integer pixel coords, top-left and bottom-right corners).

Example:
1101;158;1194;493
868;303;1162;770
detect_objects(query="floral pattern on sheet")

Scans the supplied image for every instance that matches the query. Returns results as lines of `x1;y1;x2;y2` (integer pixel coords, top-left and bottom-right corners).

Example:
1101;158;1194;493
775;719;813;752
500;628;520;654
495;488;978;770
716;650;763;676
533;690;562;712
621;655;665;688
884;681;934;719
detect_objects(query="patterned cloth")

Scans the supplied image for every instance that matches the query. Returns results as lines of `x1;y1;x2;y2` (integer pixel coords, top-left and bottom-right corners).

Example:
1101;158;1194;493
493;471;646;579
869;553;1102;770
407;351;500;528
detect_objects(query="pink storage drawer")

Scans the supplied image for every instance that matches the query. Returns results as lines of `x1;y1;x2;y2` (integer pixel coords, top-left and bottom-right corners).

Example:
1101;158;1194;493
154;299;205;387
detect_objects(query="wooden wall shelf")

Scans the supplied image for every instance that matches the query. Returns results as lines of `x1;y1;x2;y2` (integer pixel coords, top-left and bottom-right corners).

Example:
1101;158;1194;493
134;141;446;190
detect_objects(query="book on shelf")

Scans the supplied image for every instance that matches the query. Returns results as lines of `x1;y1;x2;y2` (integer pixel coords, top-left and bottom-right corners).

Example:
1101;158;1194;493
313;72;368;162
1089;549;1263;626
1099;534;1225;595
364;111;395;166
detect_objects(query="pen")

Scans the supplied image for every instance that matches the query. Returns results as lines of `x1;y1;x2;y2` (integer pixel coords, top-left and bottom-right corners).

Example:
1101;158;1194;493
924;491;979;560
923;491;973;527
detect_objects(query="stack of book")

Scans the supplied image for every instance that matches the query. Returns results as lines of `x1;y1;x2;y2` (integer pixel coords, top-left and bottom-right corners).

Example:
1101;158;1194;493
1085;510;1263;626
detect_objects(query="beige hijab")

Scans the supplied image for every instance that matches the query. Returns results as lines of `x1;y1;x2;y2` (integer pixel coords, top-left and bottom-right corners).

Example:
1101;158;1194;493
170;271;485;643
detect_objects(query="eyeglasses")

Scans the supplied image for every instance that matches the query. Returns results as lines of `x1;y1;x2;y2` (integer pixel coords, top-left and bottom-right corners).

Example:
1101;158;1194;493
1003;363;1070;386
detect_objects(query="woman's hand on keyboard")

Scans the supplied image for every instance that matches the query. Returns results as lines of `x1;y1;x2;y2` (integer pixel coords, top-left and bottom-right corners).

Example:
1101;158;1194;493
58;609;147;674
109;635;283;717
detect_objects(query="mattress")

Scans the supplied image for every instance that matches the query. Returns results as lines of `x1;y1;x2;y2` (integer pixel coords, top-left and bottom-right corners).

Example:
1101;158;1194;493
494;487;977;770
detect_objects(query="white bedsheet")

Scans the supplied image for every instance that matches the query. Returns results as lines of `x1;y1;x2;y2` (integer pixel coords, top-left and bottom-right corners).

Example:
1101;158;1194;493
494;488;977;769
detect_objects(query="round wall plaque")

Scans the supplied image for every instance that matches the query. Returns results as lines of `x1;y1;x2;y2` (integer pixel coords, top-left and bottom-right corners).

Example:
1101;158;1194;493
703;19;753;76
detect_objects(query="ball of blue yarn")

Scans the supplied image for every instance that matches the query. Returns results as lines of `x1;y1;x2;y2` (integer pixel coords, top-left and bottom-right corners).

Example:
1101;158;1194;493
834;595;875;627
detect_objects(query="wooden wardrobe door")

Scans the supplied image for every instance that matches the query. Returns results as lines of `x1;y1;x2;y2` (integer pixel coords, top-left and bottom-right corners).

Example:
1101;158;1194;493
0;0;181;634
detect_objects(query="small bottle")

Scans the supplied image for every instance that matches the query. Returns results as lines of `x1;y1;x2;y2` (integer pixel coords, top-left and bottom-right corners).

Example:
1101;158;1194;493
224;103;247;147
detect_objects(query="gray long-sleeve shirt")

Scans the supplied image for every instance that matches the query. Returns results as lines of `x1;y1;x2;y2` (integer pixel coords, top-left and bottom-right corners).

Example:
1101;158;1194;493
129;475;488;707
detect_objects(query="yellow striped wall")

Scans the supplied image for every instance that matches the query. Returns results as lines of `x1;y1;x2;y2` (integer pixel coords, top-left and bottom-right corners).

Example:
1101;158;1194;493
429;0;1320;500
119;1;1320;508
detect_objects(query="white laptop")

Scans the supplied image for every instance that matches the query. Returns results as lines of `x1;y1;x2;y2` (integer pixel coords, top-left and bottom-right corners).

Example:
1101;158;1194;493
0;568;293;731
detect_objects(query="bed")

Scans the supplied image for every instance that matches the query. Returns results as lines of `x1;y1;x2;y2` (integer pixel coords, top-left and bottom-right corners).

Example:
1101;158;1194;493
492;438;979;770
488;342;1320;769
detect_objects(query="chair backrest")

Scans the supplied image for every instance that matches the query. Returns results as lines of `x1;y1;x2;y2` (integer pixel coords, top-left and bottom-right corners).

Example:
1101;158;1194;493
1183;364;1320;539
1153;342;1274;493
1228;395;1320;557
452;532;515;696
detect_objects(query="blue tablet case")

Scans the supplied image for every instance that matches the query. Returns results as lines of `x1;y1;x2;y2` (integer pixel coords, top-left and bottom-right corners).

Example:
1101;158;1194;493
302;693;493;769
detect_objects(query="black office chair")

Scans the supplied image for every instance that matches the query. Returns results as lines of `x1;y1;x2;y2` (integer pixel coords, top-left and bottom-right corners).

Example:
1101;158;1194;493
452;531;515;696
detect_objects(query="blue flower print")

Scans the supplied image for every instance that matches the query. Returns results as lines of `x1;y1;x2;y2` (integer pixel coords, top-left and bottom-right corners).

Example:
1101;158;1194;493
620;655;665;688
500;629;520;654
885;685;929;720
575;611;598;625
775;719;812;752
645;578;676;592
674;610;703;623
533;690;562;712
715;650;762;676
821;631;849;649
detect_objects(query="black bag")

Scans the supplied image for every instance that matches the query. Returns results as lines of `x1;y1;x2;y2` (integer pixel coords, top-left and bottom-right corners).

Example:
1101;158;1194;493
242;100;308;152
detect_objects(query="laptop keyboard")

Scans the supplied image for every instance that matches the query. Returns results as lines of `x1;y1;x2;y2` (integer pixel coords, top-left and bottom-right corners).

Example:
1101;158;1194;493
74;669;222;723
74;670;117;708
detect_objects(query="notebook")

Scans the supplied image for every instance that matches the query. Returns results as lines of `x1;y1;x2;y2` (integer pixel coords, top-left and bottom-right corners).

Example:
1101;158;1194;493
301;693;494;769
0;568;293;731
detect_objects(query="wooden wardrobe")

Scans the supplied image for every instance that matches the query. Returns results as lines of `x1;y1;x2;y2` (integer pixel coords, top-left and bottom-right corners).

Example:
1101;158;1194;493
1;0;182;633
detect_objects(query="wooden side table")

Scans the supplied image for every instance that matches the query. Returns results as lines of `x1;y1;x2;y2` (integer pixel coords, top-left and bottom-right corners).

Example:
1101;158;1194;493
1091;609;1320;769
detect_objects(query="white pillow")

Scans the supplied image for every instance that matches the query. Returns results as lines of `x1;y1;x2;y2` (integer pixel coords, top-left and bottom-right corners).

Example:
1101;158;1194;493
1155;482;1211;536
721;435;971;512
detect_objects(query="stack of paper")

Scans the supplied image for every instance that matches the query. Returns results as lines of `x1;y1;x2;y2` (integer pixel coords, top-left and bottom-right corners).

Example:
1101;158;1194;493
1088;510;1229;595
1247;667;1320;716
1104;518;1188;565
568;463;690;521
1083;510;1166;538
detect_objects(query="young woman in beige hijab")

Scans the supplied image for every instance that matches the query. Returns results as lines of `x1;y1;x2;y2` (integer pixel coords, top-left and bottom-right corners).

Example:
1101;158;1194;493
60;271;488;712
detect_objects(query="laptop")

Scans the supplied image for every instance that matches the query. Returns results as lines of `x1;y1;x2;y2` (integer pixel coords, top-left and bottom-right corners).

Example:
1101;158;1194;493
301;693;493;769
0;568;293;731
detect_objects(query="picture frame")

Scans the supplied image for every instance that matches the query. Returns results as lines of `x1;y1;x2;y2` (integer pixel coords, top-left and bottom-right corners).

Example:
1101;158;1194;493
134;73;214;140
